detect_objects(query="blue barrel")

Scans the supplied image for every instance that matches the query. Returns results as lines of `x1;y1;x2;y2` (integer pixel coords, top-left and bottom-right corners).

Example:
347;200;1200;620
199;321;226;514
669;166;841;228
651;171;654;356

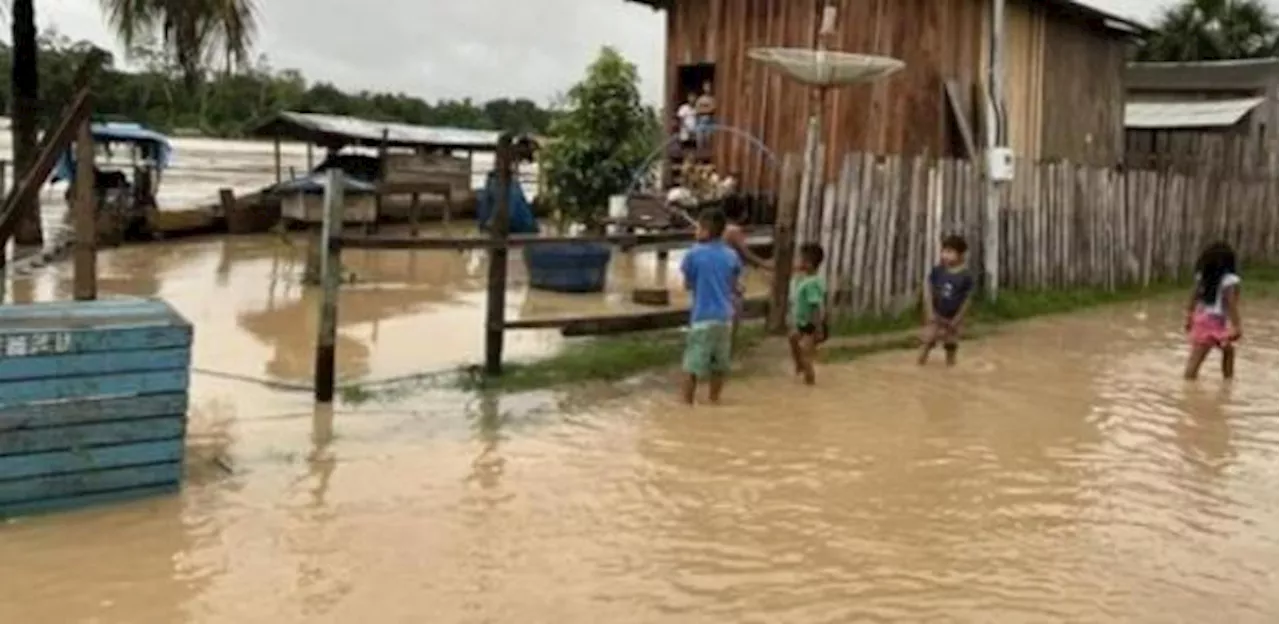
524;243;612;293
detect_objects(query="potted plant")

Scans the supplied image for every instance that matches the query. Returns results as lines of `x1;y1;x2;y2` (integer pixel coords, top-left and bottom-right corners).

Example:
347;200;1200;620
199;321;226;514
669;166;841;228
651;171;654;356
530;47;660;293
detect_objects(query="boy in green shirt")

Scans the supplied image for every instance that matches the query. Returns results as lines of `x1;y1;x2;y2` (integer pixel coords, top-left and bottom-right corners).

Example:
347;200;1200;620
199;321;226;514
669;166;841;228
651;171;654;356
788;242;827;385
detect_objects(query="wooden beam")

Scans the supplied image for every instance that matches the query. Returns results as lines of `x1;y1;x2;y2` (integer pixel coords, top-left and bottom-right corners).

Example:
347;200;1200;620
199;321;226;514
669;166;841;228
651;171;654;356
505;297;769;336
375;180;453;196
72;115;97;301
483;136;513;376
338;227;774;251
313;168;345;403
767;154;801;334
0;92;91;247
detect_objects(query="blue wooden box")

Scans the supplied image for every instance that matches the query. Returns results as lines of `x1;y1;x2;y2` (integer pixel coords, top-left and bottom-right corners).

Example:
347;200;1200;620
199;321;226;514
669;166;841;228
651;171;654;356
524;243;612;293
0;298;193;517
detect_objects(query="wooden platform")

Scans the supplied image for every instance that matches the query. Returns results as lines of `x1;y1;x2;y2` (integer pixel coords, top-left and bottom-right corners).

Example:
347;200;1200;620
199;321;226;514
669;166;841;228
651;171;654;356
506;297;769;336
0;298;193;517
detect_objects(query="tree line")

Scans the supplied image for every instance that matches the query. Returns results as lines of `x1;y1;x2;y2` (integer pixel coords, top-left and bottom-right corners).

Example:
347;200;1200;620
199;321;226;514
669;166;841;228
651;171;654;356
0;31;562;139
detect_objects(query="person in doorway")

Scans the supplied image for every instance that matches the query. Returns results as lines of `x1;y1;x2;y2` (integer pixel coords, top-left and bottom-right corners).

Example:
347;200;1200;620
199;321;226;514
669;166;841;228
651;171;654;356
694;81;716;149
1183;241;1242;380
680;208;742;405
677;92;698;151
918;234;975;367
788;242;828;385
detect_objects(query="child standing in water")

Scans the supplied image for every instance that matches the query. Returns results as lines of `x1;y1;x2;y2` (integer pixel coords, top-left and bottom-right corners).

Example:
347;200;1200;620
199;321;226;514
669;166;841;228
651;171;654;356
789;243;828;385
919;235;975;366
1184;241;1243;380
680;209;742;404
722;202;773;350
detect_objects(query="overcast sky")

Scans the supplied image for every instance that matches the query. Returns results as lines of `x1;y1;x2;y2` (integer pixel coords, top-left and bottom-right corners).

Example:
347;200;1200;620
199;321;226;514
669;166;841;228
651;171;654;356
31;0;1280;105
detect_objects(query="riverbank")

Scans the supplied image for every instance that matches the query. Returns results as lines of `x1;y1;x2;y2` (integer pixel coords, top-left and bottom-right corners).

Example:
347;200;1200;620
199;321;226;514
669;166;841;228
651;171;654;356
444;264;1279;394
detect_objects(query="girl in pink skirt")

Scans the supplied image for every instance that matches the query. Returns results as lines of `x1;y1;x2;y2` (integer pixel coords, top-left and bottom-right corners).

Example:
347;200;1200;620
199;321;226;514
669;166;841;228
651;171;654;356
1183;241;1243;380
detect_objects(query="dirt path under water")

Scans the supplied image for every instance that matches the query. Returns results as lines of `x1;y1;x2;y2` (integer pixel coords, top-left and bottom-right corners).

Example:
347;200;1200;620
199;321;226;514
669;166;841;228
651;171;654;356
0;288;1275;623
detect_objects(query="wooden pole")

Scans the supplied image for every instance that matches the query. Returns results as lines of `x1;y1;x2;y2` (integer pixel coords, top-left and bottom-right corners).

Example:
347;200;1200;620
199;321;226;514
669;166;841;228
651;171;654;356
313;167;344;403
72;116;97;301
273;135;282;185
483;135;513;376
372;128;389;235
306;143;314;171
768;153;801;334
0;160;8;304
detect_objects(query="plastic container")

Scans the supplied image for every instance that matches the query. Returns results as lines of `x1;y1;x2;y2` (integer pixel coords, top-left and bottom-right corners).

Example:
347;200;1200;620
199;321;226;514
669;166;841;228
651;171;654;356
524;242;612;293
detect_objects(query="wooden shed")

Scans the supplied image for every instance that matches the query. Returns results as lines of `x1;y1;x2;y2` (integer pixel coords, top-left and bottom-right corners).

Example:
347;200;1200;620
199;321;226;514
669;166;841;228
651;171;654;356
1124;57;1279;170
630;0;1144;188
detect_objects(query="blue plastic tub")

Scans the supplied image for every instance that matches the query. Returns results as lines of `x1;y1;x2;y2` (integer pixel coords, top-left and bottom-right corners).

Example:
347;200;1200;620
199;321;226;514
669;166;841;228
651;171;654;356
524;243;612;293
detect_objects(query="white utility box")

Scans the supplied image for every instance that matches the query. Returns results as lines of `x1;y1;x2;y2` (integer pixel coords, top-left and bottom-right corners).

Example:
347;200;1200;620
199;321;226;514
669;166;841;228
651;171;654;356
987;147;1015;182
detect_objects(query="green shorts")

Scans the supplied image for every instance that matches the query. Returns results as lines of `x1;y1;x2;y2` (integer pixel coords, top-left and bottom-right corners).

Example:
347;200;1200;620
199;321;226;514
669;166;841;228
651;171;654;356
683;320;733;377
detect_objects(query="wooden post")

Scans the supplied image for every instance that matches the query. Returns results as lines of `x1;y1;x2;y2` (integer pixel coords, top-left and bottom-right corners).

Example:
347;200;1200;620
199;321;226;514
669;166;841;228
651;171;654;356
768;153;802;334
483;136;513;376
306;143;314;171
313;168;344;403
0;160;8;303
72;116;97;301
273;135;282;184
372;129;389;235
409;192;420;236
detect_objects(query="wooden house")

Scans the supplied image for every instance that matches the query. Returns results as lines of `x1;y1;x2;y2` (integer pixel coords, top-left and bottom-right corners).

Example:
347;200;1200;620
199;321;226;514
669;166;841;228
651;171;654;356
1124;57;1279;169
627;0;1144;188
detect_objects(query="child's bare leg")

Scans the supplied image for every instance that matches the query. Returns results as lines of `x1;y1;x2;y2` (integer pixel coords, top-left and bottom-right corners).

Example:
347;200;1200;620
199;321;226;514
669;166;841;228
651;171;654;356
943;326;958;367
788;333;804;374
917;324;937;365
1221;344;1236;379
708;373;725;403
1183;344;1212;380
681;374;697;404
799;335;817;385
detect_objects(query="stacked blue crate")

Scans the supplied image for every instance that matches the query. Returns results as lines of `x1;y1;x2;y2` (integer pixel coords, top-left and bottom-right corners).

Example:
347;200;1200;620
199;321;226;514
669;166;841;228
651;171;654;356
0;298;193;517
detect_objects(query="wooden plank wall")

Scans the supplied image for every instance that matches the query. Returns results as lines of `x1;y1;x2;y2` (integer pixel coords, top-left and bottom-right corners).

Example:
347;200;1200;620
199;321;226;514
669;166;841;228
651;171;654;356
1038;8;1127;166
790;147;1278;318
663;0;988;191
0;298;193;517
1002;0;1047;161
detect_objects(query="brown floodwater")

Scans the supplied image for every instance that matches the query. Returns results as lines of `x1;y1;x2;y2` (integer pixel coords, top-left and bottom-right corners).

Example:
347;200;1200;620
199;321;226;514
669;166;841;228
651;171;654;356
1;235;1276;624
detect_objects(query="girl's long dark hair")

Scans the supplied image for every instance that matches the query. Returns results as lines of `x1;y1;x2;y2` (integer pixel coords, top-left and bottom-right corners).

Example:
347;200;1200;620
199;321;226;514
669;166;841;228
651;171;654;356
1194;241;1238;305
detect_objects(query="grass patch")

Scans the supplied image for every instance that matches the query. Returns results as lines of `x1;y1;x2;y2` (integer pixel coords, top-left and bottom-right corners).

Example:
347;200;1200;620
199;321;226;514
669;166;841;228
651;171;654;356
448;264;1278;394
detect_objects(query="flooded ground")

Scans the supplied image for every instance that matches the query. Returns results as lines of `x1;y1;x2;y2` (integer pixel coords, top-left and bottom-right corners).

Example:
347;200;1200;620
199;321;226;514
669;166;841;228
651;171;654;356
0;287;1275;623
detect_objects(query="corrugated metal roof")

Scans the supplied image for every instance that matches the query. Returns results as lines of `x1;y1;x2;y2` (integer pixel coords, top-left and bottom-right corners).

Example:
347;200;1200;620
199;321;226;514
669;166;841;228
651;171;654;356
623;0;1147;34
1124;97;1266;129
1127;58;1279;92
250;111;502;150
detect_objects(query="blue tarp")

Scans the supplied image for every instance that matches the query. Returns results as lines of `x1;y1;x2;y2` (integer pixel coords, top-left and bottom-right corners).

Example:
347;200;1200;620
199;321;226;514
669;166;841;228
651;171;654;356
50;122;173;183
477;170;538;234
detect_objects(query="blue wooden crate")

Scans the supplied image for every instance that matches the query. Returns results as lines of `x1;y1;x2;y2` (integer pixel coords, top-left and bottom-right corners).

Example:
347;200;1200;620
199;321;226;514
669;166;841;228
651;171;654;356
0;298;193;517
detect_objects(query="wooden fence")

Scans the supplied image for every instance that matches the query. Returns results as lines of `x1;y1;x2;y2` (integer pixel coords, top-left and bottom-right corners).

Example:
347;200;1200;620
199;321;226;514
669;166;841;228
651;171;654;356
794;150;1279;319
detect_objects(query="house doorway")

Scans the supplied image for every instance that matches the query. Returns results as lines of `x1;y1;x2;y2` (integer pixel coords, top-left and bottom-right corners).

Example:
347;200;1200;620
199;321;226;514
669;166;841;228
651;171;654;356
676;62;716;103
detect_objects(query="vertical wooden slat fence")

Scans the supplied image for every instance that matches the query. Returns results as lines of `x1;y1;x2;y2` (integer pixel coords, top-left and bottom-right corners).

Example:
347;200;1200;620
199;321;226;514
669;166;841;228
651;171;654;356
791;146;1278;319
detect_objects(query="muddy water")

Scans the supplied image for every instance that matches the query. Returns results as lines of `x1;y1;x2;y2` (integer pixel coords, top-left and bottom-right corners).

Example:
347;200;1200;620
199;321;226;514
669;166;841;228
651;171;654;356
1;294;1275;623
3;229;768;389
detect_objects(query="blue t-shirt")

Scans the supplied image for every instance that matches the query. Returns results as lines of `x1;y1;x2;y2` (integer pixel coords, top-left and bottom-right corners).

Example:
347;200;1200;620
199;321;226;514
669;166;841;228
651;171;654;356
681;240;741;323
928;264;975;319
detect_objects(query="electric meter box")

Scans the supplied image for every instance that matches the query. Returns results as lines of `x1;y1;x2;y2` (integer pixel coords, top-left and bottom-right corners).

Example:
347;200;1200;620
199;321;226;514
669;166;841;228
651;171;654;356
987;147;1015;182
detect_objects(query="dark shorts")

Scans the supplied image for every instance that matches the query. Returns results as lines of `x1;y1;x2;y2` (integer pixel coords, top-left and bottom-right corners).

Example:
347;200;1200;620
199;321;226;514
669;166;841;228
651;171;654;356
795;321;829;343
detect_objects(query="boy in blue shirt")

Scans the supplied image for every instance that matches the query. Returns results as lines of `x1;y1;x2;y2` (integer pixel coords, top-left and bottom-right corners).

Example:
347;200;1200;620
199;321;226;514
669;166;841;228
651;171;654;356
680;209;741;404
919;234;975;366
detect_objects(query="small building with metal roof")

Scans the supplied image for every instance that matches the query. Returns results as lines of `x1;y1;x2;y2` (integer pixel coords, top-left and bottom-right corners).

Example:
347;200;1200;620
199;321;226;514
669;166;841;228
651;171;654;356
1123;57;1278;168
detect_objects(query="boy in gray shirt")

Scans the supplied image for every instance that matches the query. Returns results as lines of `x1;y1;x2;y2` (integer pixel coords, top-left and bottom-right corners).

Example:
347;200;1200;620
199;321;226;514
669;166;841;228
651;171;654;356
918;235;975;366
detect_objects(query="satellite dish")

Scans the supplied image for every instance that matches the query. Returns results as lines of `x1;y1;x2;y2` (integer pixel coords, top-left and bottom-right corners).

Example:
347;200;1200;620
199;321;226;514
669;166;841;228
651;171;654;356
747;48;905;87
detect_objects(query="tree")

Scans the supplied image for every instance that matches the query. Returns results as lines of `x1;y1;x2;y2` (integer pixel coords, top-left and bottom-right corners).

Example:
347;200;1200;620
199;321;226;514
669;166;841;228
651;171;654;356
99;0;259;89
539;47;659;231
9;0;41;246
1137;0;1279;62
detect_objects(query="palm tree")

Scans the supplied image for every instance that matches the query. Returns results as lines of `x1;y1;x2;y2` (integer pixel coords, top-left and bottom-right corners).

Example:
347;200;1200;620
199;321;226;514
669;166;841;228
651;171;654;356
10;0;42;246
4;0;257;247
99;0;259;90
1137;0;1279;62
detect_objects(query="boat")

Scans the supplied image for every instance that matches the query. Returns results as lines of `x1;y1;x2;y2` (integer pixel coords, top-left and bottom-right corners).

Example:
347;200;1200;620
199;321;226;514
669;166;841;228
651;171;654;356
50;121;212;243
